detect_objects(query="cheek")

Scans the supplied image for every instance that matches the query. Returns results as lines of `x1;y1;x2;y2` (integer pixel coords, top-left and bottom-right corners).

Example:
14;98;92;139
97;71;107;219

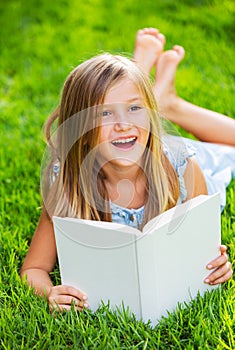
99;124;110;144
134;111;150;131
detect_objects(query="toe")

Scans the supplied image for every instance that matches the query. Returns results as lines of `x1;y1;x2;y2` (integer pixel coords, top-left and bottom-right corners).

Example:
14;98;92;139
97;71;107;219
157;33;166;44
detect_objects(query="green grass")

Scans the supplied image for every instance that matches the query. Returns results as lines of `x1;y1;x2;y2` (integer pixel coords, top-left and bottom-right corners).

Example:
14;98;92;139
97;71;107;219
0;0;235;348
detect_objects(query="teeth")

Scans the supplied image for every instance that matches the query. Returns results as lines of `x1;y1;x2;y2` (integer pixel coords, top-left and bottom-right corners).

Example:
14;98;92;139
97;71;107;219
112;137;136;144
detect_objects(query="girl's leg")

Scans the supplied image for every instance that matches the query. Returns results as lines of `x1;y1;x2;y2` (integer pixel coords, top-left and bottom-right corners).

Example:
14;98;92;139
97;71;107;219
133;28;165;75
153;46;235;146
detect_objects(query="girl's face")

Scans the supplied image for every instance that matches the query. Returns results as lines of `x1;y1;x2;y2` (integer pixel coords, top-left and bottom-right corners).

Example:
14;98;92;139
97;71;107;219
97;78;150;169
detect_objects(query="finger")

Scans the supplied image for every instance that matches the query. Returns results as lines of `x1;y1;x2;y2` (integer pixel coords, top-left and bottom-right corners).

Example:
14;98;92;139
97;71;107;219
51;285;88;301
206;253;228;270
49;294;84;307
50;303;84;312
205;262;232;284
207;267;233;285
220;245;227;254
50;303;71;312
49;298;89;312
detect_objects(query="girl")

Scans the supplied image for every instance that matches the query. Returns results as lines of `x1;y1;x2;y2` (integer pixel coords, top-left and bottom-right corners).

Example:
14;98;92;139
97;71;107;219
21;29;234;312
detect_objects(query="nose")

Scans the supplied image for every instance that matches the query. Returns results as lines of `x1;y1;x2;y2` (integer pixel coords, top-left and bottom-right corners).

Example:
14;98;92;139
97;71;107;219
114;107;132;131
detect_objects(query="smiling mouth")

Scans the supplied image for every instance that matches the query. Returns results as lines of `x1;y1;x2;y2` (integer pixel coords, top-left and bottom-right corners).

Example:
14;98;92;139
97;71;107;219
111;136;137;149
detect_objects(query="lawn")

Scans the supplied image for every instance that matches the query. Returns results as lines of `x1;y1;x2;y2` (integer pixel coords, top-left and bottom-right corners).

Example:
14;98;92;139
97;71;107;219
0;0;235;348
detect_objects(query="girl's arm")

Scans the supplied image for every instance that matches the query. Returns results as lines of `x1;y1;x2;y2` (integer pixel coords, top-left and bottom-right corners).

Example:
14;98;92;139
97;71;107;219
183;157;208;200
20;209;88;311
183;158;233;284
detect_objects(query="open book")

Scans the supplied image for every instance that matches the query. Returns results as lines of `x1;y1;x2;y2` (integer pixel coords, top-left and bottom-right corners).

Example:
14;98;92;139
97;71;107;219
53;193;221;325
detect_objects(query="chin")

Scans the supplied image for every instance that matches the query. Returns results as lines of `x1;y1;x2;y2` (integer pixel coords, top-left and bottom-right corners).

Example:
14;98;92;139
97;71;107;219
111;157;142;168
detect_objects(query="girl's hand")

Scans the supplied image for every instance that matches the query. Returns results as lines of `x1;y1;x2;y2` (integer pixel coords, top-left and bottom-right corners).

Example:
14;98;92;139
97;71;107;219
47;285;89;311
204;245;233;285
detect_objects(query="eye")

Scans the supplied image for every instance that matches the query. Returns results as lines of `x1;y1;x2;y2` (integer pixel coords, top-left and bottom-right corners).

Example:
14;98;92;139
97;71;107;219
129;105;142;112
102;110;112;117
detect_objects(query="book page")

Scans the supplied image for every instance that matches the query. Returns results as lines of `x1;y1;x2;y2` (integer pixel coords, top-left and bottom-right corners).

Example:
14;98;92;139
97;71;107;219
136;193;221;324
53;217;142;317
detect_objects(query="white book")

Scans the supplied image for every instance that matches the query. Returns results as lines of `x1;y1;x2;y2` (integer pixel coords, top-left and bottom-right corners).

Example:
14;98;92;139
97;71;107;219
53;193;221;325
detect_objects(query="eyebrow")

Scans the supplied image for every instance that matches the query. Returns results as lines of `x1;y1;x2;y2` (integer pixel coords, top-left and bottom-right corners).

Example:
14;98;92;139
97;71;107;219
102;97;144;107
126;96;143;102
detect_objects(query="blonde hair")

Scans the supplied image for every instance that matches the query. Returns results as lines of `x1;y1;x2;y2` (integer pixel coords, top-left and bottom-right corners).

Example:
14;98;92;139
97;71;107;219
43;53;180;227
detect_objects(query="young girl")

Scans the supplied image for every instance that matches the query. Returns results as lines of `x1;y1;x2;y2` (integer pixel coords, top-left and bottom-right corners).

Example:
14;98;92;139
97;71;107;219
21;29;234;312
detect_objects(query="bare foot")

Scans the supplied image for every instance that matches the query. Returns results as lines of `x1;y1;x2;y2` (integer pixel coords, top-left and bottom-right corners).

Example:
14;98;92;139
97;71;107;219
133;28;165;75
153;45;185;117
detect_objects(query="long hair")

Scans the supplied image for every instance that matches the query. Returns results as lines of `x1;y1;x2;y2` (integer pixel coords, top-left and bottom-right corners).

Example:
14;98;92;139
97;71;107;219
42;53;180;227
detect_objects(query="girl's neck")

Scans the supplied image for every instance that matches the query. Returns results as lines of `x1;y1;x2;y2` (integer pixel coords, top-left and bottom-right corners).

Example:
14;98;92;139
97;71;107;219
102;164;147;209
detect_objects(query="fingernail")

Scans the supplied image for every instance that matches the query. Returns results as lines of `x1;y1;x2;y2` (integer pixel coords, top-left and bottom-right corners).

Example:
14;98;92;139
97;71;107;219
207;264;213;269
83;295;88;300
84;302;89;308
204;278;210;283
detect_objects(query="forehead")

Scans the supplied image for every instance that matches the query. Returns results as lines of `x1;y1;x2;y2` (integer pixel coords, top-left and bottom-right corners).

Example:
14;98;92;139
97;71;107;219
104;78;143;105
